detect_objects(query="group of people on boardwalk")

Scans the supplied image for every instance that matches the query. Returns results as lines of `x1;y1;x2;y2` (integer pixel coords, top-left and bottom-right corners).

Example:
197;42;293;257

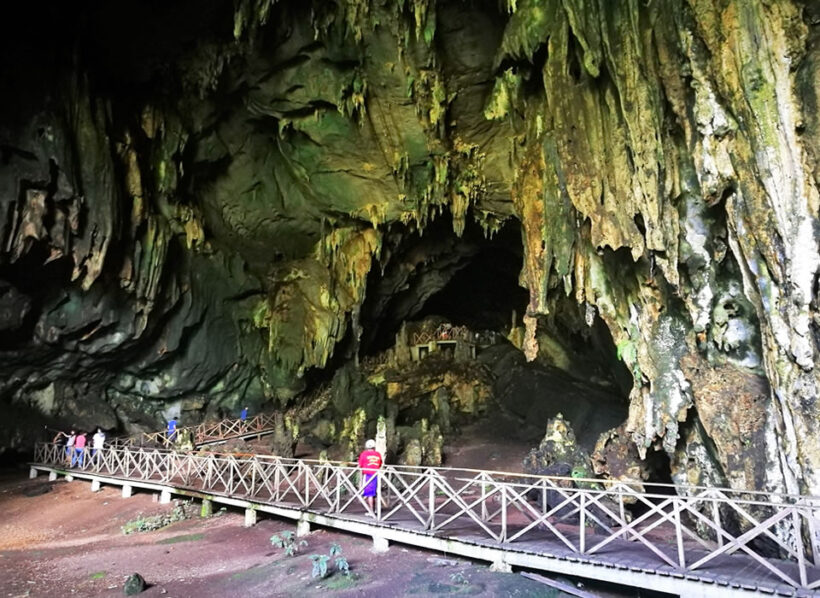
52;427;106;467
50;410;383;512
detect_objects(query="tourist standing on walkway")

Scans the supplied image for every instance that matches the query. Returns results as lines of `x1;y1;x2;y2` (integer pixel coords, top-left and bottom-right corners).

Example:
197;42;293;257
71;431;87;467
240;406;249;421
358;439;383;513
166;416;178;444
92;428;105;462
63;429;76;464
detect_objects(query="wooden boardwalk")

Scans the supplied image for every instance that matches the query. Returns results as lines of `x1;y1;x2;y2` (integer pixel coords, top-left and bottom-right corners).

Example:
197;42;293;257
110;413;278;449
31;443;820;597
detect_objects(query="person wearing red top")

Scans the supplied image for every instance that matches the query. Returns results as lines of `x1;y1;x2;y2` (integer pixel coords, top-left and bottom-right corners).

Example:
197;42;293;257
71;432;87;467
357;439;383;512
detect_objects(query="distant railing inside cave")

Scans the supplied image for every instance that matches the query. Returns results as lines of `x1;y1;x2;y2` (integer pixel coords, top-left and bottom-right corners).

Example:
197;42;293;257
32;441;820;592
108;413;278;449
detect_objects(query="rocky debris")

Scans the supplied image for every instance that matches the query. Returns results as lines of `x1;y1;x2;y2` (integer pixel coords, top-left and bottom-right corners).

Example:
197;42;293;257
400;439;423;467
591;425;651;498
22;482;52;498
395;419;444;466
123;573;146;595
523;414;589;478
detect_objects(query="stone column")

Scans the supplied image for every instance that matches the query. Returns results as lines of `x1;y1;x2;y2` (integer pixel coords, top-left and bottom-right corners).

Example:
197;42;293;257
90;479;101;492
159;489;172;504
244;508;257;527
296;518;311;537
29;468;37;479
200;498;213;517
48;472;58;482
371;536;389;553
490;560;511;573
122;485;133;498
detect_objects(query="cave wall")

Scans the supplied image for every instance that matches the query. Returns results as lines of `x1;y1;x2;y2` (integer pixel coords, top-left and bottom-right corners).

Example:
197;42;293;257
0;0;818;497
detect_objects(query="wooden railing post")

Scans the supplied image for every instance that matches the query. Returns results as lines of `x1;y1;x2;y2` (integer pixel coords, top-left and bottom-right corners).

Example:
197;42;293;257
711;495;723;547
334;465;341;512
579;492;586;553
481;476;489;522
377;471;382;521
274;459;281;502
806;498;820;568
501;484;508;543
794;507;808;588
674;499;685;571
427;470;435;530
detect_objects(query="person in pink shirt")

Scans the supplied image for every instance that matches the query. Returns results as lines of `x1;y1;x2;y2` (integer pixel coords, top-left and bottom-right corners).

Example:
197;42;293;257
71;432;87;467
357;439;383;513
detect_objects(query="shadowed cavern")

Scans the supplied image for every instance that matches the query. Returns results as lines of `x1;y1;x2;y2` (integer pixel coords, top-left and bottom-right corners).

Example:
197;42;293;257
0;0;818;504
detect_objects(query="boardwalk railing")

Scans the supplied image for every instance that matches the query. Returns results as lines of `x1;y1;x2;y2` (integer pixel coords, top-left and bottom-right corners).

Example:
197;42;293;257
34;442;820;592
109;413;277;449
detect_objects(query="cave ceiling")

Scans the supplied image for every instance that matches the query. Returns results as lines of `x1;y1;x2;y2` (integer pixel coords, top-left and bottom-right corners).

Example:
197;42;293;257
0;0;818;496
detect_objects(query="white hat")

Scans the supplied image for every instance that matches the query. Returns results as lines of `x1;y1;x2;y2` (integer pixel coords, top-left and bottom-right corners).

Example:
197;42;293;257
365;439;376;449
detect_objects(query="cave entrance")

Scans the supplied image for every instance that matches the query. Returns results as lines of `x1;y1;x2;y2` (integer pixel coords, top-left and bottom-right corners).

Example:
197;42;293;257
413;219;527;333
348;212;637;479
359;214;528;355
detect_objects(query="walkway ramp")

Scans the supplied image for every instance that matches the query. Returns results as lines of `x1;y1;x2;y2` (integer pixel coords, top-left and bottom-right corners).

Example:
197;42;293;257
31;443;820;598
110;413;277;449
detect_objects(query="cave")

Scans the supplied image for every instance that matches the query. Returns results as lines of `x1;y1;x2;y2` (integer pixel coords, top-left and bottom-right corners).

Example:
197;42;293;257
0;0;816;504
358;215;529;354
2;1;819;595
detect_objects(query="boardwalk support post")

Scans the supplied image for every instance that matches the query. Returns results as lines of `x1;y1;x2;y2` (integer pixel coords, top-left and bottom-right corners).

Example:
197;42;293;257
91;479;101;492
245;507;257;527
296;518;311;537
372;535;389;553
29;467;37;479
490;560;512;573
122;485;133;498
160;489;172;504
201;498;213;517
48;471;57;482
65;474;74;482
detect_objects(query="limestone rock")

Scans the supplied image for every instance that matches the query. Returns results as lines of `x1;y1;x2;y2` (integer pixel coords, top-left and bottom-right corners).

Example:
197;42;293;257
523;414;589;477
123;573;146;595
400;439;423;467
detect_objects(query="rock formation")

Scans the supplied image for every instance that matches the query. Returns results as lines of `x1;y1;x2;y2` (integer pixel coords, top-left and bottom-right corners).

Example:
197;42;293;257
0;1;817;498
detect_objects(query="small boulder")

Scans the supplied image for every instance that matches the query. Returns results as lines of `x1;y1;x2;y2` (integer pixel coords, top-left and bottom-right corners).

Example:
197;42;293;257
123;573;146;595
400;438;422;466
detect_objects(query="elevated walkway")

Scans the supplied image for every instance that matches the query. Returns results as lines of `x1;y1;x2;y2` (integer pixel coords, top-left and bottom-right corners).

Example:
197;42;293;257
110;413;278;449
31;443;820;598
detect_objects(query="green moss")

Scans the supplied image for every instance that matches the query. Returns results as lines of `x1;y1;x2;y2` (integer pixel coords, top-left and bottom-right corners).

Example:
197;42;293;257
321;572;363;590
484;69;522;122
497;0;553;61
157;532;205;545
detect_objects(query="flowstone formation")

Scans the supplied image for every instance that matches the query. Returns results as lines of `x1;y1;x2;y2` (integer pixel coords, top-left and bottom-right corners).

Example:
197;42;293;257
0;0;817;501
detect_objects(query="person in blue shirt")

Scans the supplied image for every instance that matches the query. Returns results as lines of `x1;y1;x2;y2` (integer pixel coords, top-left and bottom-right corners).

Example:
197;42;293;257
166;416;178;444
240;406;248;421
